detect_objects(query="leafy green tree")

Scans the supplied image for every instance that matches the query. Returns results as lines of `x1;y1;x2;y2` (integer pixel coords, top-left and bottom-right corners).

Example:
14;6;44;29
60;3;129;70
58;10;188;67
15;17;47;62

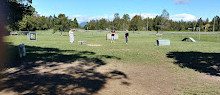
188;21;197;31
129;15;142;31
122;14;130;30
160;9;169;31
18;14;40;31
54;14;71;35
108;21;114;31
197;18;204;31
50;14;57;29
152;16;161;32
205;18;209;25
39;16;48;30
105;20;111;30
18;15;30;31
47;16;53;29
99;18;107;30
73;18;79;28
179;20;187;31
4;0;34;31
87;20;96;30
95;20;99;30
137;15;143;31
167;20;173;31
214;16;220;31
205;24;211;32
113;13;121;30
143;17;154;31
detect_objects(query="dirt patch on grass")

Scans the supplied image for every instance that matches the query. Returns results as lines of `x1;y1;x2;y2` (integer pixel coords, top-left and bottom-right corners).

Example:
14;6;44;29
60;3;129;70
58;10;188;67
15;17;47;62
1;61;220;95
87;44;102;46
0;60;128;95
107;49;130;51
0;61;177;95
96;63;179;95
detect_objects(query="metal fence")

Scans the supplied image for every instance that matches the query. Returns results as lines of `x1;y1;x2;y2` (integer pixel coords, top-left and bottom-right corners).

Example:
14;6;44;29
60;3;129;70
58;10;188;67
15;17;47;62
10;31;32;36
79;30;220;42
153;32;220;42
10;31;220;42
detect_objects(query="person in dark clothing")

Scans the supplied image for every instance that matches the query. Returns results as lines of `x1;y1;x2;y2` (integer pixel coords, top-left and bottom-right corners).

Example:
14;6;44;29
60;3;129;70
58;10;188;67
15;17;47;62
125;30;129;44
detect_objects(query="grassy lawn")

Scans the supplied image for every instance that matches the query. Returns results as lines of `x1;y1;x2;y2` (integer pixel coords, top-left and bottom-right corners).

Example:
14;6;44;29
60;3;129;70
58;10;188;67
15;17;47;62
4;31;219;63
3;30;220;94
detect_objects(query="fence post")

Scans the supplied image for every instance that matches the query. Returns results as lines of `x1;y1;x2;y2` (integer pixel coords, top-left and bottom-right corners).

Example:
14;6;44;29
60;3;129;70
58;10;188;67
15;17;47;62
217;33;219;41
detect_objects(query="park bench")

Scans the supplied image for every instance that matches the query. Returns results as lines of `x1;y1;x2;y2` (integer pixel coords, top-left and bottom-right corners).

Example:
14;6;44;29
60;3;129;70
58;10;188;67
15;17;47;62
10;32;18;36
78;40;86;45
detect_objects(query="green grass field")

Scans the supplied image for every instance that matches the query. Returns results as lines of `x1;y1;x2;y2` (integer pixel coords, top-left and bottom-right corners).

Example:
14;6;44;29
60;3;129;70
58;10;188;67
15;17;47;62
4;31;219;63
3;31;220;94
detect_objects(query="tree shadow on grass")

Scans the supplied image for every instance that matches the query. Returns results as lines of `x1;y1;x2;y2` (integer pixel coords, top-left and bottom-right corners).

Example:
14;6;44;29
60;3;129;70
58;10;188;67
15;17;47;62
167;51;220;76
0;44;128;95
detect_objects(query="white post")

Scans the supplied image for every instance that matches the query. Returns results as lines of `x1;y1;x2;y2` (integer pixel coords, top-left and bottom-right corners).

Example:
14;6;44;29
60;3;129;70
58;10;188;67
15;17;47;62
147;17;148;32
213;16;215;32
123;23;124;31
199;27;200;41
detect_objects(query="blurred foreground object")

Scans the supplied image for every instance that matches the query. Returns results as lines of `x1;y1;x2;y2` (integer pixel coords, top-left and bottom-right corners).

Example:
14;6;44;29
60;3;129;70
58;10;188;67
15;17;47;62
0;0;7;67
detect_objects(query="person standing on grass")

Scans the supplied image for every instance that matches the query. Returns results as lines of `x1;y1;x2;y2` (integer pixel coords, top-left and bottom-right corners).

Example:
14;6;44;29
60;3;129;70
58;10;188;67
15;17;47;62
125;30;129;44
69;29;74;44
111;30;115;43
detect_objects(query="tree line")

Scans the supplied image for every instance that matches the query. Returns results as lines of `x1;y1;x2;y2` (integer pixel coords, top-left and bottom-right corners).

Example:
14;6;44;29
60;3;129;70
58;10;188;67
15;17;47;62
4;0;220;32
85;10;220;32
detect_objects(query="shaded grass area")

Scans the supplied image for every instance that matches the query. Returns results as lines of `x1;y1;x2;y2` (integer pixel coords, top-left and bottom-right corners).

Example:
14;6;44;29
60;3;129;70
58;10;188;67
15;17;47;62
167;51;220;76
167;51;220;95
0;43;128;94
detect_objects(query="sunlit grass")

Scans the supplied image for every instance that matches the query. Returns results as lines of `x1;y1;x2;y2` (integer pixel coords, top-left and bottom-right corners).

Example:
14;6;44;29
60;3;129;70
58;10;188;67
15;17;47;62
4;31;220;63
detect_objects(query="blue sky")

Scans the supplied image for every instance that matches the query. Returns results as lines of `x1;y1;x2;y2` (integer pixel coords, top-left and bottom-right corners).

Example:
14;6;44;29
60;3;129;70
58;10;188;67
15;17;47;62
32;0;220;23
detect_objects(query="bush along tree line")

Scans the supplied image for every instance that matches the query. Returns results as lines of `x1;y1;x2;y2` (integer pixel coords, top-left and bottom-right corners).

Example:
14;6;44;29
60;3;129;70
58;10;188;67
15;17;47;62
17;14;79;32
4;0;220;32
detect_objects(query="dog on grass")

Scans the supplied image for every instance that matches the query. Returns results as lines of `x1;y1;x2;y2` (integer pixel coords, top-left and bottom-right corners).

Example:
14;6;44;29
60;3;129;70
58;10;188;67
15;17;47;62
18;43;26;58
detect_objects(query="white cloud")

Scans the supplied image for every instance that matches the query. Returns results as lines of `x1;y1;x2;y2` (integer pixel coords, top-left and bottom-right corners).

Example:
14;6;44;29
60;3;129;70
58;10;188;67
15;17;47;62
130;13;158;18
170;13;198;21
71;13;158;23
174;0;190;5
131;13;197;22
71;14;114;23
71;15;89;23
32;4;38;7
53;7;63;11
37;12;50;17
71;13;197;23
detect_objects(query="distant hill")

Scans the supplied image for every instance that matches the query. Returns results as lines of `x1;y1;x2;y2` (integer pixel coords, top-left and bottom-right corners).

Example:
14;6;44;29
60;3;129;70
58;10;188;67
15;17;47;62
79;22;87;27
